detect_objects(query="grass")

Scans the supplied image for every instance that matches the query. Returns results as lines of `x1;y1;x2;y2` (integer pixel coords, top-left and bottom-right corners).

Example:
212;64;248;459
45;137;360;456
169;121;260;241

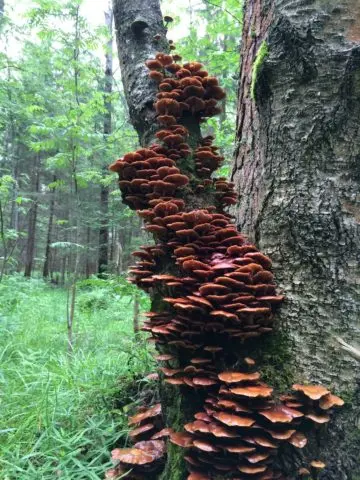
0;274;153;479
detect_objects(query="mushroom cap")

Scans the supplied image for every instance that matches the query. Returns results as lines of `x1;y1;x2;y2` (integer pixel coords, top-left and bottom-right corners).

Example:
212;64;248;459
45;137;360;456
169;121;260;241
292;384;330;400
218;371;261;383
128;404;161;426
311;460;326;469
259;405;304;423
230;385;273;398
188;473;210;480
213;411;256;427
170;431;193;447
193;439;220;452
129;423;155;438
111;447;155;465
288;432;307;449
306;413;330;423
133;440;166;458
151;428;173;440
319;393;344;410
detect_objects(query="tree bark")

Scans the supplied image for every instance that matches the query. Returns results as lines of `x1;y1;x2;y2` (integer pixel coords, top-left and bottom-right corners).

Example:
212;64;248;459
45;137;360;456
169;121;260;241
24;155;40;278
113;0;169;146
113;2;209;478
98;6;113;276
43;176;56;279
232;1;360;478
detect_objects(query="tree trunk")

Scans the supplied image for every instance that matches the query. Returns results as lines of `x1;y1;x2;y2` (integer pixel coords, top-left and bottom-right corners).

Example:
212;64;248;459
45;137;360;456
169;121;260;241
98;6;113;277
231;1;360;478
24;155;40;278
113;2;207;478
43;176;56;279
113;0;169;146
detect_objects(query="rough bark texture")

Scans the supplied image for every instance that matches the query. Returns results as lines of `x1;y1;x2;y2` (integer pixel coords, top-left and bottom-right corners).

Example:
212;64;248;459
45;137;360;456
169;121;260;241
232;1;360;478
113;0;169;146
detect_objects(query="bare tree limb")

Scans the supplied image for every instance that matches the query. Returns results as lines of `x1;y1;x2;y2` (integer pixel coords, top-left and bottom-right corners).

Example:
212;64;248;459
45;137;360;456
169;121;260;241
335;337;360;362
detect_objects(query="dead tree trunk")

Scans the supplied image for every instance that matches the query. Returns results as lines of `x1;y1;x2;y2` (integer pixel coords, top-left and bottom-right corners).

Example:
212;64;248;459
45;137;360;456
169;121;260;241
231;1;360;478
98;6;113;276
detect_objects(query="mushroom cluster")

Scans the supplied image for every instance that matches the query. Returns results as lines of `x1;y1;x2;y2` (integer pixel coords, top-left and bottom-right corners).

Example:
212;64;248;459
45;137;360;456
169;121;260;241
106;403;169;479
169;359;343;479
108;48;343;479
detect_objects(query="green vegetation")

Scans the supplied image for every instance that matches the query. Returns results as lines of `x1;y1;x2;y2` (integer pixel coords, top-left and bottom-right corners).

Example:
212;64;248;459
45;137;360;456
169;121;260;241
250;40;269;101
0;275;153;479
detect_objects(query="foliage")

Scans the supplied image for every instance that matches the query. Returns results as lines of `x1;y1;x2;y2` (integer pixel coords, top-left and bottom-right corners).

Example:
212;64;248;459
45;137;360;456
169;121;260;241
77;275;150;313
0;275;154;479
166;0;243;176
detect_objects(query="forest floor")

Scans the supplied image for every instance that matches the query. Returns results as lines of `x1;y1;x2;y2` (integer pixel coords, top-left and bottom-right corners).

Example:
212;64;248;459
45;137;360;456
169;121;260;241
0;275;154;480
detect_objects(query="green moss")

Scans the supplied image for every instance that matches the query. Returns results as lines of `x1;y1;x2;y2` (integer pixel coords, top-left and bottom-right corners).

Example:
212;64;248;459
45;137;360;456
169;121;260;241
159;387;193;480
250;40;269;101
256;329;296;392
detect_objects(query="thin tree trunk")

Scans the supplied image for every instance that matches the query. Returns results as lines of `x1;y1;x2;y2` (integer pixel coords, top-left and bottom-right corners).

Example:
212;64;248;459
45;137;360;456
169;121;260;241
85;225;91;278
24;155;40;278
98;5;113;277
231;1;360;478
43;176;56;279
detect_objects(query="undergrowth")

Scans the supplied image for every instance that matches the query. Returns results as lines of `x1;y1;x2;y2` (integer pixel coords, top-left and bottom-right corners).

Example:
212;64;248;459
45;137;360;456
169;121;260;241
0;274;153;479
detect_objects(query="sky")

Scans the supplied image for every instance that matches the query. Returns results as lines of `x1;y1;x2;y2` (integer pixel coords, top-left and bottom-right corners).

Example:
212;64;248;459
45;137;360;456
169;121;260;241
6;0;191;36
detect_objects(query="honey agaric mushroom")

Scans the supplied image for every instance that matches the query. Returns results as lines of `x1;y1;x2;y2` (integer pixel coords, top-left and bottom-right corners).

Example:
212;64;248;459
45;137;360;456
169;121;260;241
111;448;155;465
230;386;274;398
319;393;344;410
218;372;260;383
288;432;307;448
193;439;220;452
306;413;330;423
292;384;330;400
129;423;155;439
259;405;304;423
188;473;210;480
107;49;343;480
128;404;162;425
170;431;193;447
311;460;326;469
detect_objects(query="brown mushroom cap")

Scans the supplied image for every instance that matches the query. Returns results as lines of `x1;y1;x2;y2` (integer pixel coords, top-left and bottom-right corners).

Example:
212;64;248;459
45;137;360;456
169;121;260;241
292;384;330;400
193;439;220;452
259;405;304;423
218;371;261;383
306;413;330;424
170;431;193;447
311;460;326;469
288;432;307;449
111;447;155;465
213;412;256;428
230;385;274;398
128;404;161;426
188;473;210;480
133;440;166;458
319;393;344;410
